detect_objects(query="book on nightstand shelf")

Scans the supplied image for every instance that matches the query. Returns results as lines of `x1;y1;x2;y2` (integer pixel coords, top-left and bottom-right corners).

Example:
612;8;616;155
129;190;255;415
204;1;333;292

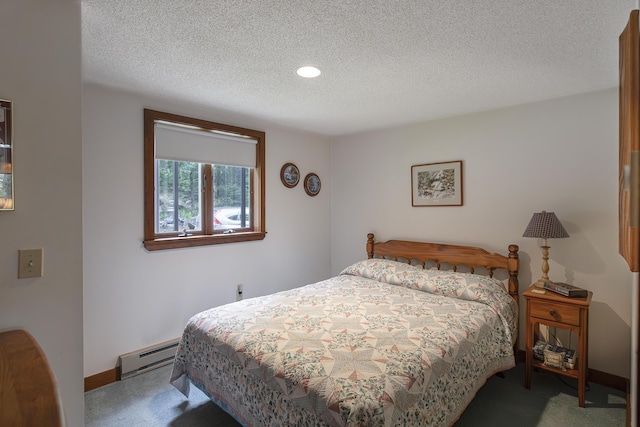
543;282;588;298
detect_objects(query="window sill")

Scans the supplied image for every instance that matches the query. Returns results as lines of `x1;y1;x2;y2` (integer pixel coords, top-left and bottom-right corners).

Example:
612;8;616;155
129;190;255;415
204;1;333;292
143;231;266;251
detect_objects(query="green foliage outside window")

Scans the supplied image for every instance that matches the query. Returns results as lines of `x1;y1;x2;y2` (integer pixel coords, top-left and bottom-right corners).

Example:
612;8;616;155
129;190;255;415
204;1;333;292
157;160;250;226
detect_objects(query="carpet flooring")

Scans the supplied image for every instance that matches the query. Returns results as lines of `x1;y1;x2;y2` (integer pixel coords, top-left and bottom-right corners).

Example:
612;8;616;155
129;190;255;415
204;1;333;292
85;363;626;426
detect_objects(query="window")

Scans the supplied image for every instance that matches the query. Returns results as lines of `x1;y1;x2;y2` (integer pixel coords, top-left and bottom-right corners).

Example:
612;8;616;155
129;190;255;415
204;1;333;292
143;109;265;250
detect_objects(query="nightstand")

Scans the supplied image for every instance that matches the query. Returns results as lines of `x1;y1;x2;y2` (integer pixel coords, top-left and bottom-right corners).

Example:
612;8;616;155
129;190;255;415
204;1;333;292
524;285;593;407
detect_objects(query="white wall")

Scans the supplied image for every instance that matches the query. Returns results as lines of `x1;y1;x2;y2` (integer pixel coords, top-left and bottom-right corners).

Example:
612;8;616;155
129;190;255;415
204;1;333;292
331;88;632;379
0;1;83;426
82;83;332;376
85;85;631;379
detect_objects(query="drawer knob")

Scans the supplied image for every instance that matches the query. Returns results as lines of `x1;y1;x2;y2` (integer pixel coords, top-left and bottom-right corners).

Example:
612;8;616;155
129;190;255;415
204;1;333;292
549;310;559;319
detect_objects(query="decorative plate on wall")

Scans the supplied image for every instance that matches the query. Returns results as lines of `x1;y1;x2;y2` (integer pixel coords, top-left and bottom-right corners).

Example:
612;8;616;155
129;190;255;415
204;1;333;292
280;163;300;188
304;173;321;197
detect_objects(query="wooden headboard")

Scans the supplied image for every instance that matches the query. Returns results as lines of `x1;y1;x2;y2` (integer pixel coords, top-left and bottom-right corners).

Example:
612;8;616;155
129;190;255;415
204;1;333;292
366;233;520;304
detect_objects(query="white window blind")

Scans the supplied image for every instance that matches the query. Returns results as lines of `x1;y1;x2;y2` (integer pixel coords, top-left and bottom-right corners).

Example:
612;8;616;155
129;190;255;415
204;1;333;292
155;122;257;167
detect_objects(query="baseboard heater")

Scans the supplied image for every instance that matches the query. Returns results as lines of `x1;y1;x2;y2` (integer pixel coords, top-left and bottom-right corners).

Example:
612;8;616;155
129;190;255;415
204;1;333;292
119;338;180;379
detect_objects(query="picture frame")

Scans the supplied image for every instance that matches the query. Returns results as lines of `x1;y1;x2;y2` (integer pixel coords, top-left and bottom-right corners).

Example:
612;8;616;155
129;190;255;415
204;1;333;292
280;162;300;188
304;173;321;197
411;160;463;207
0;98;13;211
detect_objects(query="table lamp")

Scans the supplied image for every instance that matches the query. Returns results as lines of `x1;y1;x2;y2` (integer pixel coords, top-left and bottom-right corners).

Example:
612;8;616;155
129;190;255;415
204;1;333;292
522;211;569;287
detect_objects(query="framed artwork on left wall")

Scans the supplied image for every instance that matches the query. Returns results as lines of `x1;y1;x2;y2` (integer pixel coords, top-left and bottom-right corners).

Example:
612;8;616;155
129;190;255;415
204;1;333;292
0;98;13;211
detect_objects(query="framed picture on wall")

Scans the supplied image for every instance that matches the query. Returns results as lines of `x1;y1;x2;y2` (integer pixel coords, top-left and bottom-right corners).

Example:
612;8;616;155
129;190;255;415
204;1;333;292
411;160;463;207
0;98;13;211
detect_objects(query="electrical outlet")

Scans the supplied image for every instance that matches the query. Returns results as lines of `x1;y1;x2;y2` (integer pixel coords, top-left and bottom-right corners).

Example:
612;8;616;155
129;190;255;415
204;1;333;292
236;284;244;301
18;248;44;278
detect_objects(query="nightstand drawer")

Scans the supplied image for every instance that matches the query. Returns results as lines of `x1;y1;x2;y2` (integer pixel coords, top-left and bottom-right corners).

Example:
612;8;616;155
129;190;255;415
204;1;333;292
529;300;580;326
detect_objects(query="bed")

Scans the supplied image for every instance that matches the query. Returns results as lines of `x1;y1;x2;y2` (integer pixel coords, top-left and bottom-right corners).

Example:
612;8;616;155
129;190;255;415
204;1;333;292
170;233;520;426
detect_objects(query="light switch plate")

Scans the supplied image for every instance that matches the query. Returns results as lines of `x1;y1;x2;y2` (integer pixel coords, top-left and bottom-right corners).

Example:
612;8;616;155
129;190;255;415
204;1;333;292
18;248;43;278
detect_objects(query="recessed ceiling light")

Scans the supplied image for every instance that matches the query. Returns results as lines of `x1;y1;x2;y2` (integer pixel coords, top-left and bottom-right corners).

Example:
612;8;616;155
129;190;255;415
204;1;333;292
296;66;321;78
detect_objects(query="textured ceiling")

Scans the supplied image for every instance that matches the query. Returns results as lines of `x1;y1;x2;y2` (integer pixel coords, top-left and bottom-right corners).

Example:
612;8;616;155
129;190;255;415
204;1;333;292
82;1;636;136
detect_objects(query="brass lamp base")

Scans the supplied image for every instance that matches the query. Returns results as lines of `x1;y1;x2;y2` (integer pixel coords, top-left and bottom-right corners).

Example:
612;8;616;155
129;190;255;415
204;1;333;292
533;242;552;288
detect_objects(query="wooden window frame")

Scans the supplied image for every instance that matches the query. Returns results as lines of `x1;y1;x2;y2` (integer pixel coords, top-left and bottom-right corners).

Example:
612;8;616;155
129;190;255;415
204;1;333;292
143;109;266;251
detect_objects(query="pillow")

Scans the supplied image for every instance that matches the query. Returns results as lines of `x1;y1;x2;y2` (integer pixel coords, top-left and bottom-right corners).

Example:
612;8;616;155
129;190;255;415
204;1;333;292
341;259;509;306
339;259;423;283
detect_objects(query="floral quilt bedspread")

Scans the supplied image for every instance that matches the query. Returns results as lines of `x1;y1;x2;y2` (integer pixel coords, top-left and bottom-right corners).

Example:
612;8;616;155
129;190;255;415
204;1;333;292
171;259;518;427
